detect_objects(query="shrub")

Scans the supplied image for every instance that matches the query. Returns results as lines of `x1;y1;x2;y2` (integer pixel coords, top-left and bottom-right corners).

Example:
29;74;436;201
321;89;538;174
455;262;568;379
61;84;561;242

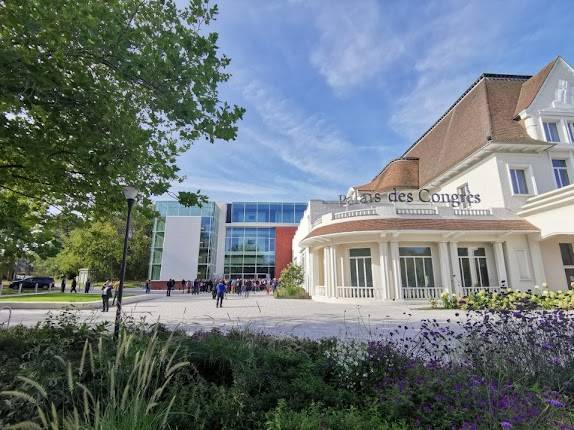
437;289;574;310
275;263;309;298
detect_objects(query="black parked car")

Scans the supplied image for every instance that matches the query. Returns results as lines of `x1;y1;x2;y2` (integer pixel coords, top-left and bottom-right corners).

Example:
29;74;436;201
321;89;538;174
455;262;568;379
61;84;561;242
9;276;55;290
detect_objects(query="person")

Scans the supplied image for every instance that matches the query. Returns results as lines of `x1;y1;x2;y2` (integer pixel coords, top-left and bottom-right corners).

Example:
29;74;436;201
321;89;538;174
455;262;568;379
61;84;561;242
84;278;91;294
101;281;113;312
186;279;191;294
60;276;66;293
145;279;151;294
180;279;186;293
111;281;119;305
166;278;173;297
70;277;77;293
215;279;226;308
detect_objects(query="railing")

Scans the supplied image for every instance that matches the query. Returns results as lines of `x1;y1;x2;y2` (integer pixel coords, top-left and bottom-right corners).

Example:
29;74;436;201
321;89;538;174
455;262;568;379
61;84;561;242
311;218;323;228
336;286;375;298
454;208;492;216
462;285;501;296
315;285;326;296
332;209;377;220
395;208;438;215
402;286;443;300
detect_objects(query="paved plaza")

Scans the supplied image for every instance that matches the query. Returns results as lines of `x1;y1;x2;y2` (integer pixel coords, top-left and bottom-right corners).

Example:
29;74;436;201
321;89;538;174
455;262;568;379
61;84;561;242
1;292;464;339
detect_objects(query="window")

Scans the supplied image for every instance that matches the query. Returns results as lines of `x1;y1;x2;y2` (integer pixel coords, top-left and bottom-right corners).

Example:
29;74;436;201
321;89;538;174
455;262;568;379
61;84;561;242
568;122;574;143
543;121;561;142
458;247;490;288
552;159;570;188
510;168;529;194
399;247;434;289
559;243;574;289
560;243;574;266
349;248;373;288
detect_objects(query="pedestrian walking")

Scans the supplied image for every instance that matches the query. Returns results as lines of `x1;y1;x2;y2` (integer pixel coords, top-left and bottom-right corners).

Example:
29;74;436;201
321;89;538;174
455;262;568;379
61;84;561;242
60;276;66;293
166;279;172;297
101;281;113;312
111;281;119;305
181;279;186;293
186;279;192;294
84;278;91;294
70;277;77;293
145;279;151;294
215;279;226;308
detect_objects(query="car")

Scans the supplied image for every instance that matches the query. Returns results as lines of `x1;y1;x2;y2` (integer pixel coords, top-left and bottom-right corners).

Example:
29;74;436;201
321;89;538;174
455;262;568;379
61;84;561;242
9;276;55;290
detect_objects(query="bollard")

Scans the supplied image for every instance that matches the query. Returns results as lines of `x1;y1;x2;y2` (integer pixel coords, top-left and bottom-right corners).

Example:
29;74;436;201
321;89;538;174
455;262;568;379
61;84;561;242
18;283;22;295
0;283;3;296
35;282;38;294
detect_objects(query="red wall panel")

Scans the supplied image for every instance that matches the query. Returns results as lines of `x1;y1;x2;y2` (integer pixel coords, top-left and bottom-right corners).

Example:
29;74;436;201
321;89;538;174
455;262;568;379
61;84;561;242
275;227;298;279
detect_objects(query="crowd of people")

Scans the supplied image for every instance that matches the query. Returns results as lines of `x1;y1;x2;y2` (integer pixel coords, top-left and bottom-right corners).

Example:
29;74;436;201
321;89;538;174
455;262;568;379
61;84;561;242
55;275;279;311
161;277;280;308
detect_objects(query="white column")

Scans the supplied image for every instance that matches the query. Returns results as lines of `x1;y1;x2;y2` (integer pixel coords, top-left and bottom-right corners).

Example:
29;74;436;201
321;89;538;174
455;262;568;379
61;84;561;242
527;235;545;287
389;241;402;300
331;246;338;298
493;241;508;288
323;246;331;297
438;242;451;293
378;242;390;300
307;249;315;296
448;241;463;295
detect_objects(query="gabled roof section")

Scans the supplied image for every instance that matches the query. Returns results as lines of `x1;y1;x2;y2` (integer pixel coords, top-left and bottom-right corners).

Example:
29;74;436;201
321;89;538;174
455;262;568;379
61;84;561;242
513;57;559;118
355;157;419;192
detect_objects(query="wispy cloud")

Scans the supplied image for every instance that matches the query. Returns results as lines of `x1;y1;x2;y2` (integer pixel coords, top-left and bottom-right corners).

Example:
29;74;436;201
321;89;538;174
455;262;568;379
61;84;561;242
308;0;404;94
239;78;360;184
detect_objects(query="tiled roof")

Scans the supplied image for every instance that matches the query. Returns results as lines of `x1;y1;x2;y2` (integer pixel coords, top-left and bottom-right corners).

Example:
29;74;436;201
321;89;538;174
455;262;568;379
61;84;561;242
354;60;557;191
356;158;419;192
305;218;538;240
513;57;558;118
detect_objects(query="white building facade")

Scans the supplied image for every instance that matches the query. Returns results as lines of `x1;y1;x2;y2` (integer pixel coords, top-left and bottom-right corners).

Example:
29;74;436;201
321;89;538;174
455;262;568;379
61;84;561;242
293;57;574;302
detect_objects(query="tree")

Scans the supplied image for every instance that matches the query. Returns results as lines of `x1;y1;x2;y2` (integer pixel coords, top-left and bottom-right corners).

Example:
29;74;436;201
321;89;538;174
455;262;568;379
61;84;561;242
51;210;152;280
279;263;305;289
0;0;244;262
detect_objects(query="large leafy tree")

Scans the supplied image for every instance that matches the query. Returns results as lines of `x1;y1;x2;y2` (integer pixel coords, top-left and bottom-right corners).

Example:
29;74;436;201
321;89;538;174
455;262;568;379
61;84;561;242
51;211;152;280
0;0;244;262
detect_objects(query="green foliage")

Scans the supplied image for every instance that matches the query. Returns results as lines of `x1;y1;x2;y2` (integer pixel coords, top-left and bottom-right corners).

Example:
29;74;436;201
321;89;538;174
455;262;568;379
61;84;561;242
265;400;406;430
46;210;152;279
279;263;304;289
0;0;245;261
439;289;574;310
275;263;309;298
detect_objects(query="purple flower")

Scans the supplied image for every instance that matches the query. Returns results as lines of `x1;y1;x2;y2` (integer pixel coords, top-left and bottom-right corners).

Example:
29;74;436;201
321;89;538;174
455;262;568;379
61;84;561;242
500;421;513;429
546;398;565;408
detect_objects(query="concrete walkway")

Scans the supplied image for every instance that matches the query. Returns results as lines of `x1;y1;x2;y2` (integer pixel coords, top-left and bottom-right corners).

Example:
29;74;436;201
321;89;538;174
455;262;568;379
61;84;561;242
0;292;465;339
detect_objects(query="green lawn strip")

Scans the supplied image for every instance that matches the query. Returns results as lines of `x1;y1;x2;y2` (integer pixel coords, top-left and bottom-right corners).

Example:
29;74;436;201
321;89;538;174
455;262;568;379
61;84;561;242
0;293;99;303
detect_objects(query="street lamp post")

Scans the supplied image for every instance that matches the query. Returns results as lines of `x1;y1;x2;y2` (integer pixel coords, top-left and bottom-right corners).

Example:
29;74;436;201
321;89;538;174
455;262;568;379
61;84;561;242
113;185;138;339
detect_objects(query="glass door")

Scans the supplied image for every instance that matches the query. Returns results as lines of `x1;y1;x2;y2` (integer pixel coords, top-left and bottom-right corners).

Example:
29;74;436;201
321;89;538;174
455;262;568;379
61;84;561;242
458;247;490;288
349;248;373;287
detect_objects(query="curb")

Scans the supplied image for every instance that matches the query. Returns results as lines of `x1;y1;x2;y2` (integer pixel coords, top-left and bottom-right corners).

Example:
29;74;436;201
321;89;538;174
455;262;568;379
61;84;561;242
0;294;157;310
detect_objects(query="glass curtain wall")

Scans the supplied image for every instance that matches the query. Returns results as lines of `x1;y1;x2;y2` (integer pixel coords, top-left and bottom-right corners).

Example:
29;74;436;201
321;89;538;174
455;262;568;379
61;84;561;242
224;227;275;279
230;202;306;224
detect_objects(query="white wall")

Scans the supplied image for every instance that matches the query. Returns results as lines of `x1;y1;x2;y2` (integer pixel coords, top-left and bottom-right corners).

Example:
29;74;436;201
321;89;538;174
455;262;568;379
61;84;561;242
160;216;201;280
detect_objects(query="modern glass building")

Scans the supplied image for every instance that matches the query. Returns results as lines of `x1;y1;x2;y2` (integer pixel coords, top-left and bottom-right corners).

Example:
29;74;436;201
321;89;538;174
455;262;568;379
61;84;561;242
148;202;219;281
148;201;306;285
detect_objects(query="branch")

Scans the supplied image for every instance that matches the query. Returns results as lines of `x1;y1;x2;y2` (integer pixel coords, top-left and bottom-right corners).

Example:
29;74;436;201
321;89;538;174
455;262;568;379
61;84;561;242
0;164;23;169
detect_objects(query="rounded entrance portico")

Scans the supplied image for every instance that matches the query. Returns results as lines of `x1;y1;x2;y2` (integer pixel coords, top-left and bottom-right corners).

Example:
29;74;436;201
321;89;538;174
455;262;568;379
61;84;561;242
295;206;542;302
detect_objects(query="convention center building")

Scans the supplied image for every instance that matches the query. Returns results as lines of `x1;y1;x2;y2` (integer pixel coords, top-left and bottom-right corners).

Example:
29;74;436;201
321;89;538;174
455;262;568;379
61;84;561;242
292;57;574;301
148;201;306;287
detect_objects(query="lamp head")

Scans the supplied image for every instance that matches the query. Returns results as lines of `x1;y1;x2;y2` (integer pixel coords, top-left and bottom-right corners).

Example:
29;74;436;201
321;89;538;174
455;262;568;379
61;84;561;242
122;185;138;201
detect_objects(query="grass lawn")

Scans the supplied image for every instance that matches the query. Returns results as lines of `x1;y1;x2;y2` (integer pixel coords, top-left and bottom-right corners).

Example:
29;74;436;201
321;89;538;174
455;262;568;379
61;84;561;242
0;293;99;303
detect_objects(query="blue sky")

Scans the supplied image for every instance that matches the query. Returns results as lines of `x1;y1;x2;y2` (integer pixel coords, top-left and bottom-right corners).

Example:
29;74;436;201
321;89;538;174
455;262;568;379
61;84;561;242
172;0;574;203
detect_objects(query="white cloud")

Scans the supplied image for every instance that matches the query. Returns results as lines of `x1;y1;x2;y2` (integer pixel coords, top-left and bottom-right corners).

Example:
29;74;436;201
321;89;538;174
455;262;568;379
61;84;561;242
308;1;404;94
389;1;505;140
239;79;360;184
